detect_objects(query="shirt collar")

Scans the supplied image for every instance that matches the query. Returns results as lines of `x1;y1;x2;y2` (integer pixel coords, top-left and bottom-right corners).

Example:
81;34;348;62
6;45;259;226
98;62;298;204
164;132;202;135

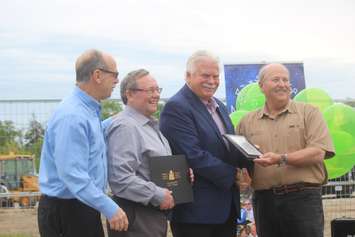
125;105;157;126
74;86;101;115
201;97;219;110
257;100;295;119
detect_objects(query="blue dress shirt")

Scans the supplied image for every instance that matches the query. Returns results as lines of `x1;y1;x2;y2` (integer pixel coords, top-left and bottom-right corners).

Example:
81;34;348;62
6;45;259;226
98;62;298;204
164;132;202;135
39;87;118;219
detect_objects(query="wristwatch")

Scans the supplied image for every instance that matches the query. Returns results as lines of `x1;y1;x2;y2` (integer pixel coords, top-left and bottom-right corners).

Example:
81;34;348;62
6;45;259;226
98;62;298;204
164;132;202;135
278;153;288;166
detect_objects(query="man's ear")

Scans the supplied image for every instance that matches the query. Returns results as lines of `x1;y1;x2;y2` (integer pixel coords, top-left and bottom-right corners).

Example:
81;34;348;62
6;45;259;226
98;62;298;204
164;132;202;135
185;71;191;83
92;69;102;84
125;89;133;101
258;79;262;87
258;80;264;89
258;81;266;94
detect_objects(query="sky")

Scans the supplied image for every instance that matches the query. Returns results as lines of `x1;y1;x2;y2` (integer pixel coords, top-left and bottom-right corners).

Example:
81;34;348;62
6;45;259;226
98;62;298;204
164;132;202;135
1;0;354;100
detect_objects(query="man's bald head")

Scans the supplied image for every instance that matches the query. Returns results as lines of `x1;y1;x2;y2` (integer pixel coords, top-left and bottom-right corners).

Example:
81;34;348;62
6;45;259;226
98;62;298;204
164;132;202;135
75;49;111;83
258;63;290;86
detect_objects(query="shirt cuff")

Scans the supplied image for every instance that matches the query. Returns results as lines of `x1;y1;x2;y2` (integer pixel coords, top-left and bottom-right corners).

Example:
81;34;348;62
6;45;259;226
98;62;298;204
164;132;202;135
100;196;119;220
150;186;166;207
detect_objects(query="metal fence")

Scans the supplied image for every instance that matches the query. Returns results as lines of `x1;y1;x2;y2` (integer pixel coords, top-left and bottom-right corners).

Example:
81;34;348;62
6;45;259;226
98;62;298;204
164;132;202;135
0;99;61;130
0;99;354;237
0;192;41;208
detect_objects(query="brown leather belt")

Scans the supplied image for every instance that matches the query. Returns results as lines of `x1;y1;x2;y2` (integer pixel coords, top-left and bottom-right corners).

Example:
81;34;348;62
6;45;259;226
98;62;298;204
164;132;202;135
255;183;321;195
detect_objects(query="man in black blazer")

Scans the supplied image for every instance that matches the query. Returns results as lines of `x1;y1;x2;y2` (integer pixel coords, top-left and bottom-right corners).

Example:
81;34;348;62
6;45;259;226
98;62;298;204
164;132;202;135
160;50;249;237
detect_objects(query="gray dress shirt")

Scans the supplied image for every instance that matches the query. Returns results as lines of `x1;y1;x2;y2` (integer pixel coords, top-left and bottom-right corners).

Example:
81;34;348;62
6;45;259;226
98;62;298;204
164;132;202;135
106;106;172;207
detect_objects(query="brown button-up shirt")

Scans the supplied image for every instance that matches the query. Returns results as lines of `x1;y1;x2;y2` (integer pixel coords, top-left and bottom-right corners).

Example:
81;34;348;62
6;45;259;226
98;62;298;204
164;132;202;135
236;100;335;190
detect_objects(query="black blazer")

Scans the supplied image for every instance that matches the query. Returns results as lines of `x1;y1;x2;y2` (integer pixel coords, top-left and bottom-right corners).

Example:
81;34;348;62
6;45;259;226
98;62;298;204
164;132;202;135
160;85;248;224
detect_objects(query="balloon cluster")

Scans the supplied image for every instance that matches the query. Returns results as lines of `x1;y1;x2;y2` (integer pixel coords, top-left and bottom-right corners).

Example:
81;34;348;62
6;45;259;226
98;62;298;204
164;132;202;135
230;83;265;126
230;84;355;179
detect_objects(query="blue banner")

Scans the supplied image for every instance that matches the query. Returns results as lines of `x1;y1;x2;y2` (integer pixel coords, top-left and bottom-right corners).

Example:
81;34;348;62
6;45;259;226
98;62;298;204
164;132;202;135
224;62;306;113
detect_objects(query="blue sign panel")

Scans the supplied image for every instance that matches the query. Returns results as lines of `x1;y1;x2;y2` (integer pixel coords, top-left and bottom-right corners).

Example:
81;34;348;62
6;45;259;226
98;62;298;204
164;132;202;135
224;63;306;113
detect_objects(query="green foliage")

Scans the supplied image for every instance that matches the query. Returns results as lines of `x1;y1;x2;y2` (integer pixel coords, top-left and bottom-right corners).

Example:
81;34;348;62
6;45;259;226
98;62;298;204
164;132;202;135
101;99;122;120
343;100;355;108
0;120;22;154
153;102;165;119
0;116;44;171
24;115;44;149
23;115;45;170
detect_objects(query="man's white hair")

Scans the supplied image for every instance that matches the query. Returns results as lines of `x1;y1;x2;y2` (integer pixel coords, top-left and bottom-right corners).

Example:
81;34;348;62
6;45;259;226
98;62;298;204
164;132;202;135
186;50;220;74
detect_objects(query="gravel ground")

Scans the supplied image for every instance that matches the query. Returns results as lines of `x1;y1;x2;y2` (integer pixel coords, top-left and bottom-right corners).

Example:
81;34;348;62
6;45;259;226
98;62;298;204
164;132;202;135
0;198;354;237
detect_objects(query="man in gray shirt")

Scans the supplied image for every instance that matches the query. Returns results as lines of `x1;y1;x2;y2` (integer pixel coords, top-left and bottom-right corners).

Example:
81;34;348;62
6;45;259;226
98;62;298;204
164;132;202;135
106;69;174;237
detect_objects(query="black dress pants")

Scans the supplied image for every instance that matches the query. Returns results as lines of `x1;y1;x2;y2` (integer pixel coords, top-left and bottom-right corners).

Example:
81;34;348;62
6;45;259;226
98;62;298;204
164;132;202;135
38;195;104;237
170;204;237;237
253;188;324;237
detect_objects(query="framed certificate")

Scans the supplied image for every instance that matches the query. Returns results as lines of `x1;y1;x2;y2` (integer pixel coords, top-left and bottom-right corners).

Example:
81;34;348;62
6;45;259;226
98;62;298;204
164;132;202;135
149;155;193;205
223;134;262;159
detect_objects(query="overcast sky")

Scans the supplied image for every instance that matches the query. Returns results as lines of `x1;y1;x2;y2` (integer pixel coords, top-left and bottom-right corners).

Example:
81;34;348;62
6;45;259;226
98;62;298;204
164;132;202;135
1;0;354;100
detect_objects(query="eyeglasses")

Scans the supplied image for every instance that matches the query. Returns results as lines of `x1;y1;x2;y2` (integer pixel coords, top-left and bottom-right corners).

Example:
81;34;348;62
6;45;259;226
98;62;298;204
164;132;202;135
97;68;119;79
131;87;163;95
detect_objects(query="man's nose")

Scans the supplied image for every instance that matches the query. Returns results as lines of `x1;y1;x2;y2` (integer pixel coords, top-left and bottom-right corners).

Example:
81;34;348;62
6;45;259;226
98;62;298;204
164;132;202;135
153;89;161;98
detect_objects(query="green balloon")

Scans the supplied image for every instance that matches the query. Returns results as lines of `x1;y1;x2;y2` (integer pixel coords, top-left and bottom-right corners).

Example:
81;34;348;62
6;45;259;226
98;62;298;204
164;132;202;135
323;103;355;137
323;103;355;177
294;88;333;112
326;165;350;180
324;130;355;179
230;110;248;128
235;83;265;111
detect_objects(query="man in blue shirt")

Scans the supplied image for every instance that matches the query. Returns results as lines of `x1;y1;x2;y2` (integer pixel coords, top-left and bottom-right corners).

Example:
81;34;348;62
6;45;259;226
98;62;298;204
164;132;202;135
38;49;128;237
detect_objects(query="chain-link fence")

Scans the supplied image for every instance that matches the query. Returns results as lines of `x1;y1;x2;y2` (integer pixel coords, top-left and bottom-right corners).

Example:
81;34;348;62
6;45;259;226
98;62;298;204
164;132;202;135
0;192;41;208
0;99;354;237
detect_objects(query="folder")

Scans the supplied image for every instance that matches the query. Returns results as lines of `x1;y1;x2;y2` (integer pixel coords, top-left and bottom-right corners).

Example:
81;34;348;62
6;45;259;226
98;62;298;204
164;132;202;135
149;155;193;205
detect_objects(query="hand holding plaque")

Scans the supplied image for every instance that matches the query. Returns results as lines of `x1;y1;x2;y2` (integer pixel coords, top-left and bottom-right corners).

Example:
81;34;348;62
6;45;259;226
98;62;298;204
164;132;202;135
223;134;262;159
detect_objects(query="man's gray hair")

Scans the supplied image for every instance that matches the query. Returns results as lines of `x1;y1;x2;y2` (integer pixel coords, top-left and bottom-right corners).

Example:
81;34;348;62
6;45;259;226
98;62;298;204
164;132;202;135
120;69;150;104
186;50;220;74
75;49;107;83
257;63;289;84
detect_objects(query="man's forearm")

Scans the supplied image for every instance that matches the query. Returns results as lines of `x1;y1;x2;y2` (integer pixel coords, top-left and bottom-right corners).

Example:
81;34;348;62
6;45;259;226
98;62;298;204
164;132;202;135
286;147;325;167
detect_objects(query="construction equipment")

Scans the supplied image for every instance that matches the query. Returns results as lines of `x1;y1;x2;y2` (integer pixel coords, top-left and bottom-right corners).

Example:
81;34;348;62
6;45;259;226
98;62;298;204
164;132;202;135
0;153;39;207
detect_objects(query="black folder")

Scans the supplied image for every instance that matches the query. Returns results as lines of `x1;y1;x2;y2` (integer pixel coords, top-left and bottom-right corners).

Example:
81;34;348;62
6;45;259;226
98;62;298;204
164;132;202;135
149;155;193;205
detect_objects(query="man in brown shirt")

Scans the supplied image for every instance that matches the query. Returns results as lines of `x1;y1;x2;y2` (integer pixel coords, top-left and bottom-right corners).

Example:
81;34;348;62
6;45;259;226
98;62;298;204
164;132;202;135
237;63;335;237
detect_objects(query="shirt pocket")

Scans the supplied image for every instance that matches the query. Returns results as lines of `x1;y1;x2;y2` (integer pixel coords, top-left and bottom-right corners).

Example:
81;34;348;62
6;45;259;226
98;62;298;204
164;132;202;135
246;130;265;152
286;122;305;151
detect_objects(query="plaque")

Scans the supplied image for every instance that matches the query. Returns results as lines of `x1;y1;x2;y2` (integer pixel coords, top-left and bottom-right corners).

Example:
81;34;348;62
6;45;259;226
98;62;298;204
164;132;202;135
149;155;193;205
223;134;262;159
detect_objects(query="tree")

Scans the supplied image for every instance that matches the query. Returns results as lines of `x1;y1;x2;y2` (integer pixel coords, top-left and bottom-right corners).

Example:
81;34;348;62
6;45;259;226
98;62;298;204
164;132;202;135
0;120;22;154
24;115;44;148
343;100;355;108
101;99;123;120
153;102;165;119
24;115;45;170
100;99;165;120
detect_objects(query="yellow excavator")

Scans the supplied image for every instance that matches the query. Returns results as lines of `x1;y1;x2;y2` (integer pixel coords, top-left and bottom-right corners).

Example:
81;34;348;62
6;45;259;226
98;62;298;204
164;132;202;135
0;153;39;207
